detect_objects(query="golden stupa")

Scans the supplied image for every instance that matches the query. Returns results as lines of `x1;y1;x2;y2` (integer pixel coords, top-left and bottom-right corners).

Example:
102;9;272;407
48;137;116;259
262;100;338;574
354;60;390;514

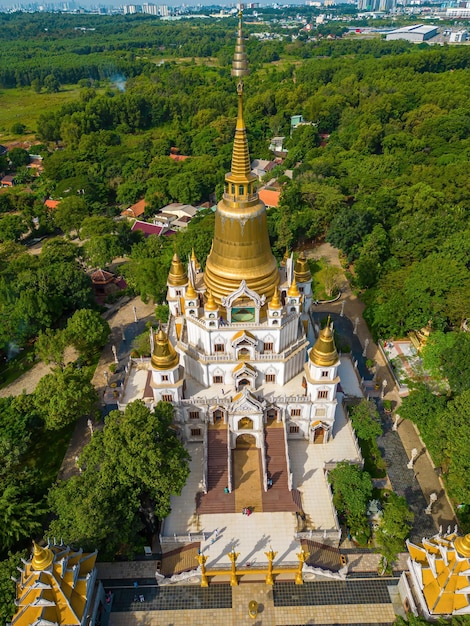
204;11;279;304
151;325;179;370
310;318;339;367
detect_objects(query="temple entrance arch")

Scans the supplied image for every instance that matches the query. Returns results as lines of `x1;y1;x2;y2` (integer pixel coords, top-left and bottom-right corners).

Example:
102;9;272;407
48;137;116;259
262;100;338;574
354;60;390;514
236;433;256;448
310;420;329;444
238;378;250;390
212;409;225;424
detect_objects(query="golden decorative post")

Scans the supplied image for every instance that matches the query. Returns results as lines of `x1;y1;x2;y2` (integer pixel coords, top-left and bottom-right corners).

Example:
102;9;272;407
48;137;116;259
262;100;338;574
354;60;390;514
196;553;209;588
228;547;240;587
265;547;277;585
295;549;310;585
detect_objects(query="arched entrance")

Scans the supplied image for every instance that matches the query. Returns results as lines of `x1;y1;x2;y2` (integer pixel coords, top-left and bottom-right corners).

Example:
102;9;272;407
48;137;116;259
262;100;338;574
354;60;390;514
236;433;256;448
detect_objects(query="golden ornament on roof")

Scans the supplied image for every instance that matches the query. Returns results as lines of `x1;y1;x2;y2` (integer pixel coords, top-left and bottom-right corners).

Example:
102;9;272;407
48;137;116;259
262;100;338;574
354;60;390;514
205;291;218;311
294;252;312;283
186;279;197;299
455;533;470;558
168;251;187;287
287;278;300;298
310;318;338;367
31;541;54;571
151;325;179;370
269;286;282;309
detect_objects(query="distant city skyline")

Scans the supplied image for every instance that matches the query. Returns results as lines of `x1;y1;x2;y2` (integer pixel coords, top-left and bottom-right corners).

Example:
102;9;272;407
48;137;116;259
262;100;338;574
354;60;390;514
0;1;310;10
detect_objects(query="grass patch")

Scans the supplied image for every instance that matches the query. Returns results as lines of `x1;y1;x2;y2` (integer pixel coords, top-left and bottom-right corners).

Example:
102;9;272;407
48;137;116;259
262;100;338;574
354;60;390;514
0;84;104;137
25;422;76;494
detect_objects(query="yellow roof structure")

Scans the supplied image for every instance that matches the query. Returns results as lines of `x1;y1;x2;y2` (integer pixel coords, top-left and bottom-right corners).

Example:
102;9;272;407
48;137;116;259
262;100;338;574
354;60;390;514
280;247;289;268
407;532;470;617
168;251;188;287
151;325;179;370
11;541;97;626
191;248;201;271
310;319;338;367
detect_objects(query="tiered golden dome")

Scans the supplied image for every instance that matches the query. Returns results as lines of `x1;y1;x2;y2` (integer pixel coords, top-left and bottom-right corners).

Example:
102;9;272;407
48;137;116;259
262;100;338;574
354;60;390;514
310;319;338;367
168;252;187;287
151;326;179;370
294;252;311;283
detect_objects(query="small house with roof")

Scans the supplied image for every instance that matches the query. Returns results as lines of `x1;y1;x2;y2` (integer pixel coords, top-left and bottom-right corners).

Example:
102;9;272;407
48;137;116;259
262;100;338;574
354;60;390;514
121;198;147;220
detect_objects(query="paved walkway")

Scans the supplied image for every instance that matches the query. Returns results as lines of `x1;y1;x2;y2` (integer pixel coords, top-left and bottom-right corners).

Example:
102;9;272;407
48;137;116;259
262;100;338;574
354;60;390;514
309;243;457;537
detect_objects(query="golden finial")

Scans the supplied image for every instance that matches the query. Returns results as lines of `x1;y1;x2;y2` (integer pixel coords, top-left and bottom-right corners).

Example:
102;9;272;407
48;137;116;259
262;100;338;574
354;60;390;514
168;251;188;287
205;291;218;311
151;324;179;370
31;541;54;571
310;319;338;367
294;251;311;283
455;533;470;557
287;278;300;297
269;286;282;309
191;248;200;271
186;279;197;299
231;9;249;78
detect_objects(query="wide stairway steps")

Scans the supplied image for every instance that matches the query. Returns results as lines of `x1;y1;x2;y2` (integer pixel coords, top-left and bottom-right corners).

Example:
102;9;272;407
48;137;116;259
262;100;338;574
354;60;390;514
196;425;235;515
161;543;201;576
262;424;302;513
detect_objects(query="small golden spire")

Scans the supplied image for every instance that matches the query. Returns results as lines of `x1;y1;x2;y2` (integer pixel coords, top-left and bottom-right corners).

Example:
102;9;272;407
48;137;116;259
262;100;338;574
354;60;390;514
231;10;249;78
31;541;54;571
205;291;218;311
151;324;179;370
294;252;311;283
455;533;470;558
310;318;338;367
269;286;282;309
287;278;300;298
191;248;200;271
280;246;290;267
186;279;197;299
168;251;187;287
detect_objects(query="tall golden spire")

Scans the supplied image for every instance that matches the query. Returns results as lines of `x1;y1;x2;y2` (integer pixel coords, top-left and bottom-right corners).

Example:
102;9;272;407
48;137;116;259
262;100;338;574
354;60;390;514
204;10;279;303
168;251;187;287
151;325;179;370
310;318;338;367
31;541;54;571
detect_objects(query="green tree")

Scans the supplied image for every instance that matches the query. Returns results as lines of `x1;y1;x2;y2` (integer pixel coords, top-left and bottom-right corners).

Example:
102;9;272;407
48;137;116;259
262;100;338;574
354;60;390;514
65;309;110;362
0;485;47;552
349;399;382;442
0;214;28;242
328;461;373;544
8;147;30;169
35;328;67;369
376;492;414;570
34;365;98;430
83;234;122;268
0;551;27;624
48;401;190;557
44;74;60;93
53;196;90;238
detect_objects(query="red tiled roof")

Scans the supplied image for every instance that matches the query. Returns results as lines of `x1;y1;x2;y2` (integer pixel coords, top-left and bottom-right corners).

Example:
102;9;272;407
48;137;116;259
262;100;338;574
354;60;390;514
121;199;146;218
131;220;163;237
258;188;281;208
44;199;60;210
91;269;115;284
169;154;190;162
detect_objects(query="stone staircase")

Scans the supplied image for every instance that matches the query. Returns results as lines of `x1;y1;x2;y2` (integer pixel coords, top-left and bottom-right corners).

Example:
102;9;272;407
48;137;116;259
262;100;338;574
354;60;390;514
262;423;302;513
160;543;200;576
196;425;235;514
